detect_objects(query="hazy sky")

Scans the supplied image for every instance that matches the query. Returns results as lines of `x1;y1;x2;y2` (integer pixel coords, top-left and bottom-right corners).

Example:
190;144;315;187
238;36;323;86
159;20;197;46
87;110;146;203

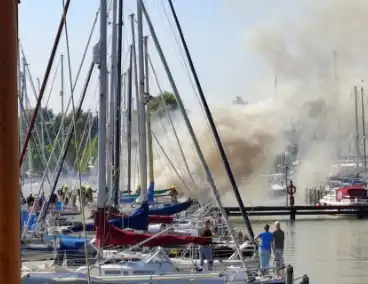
18;0;302;114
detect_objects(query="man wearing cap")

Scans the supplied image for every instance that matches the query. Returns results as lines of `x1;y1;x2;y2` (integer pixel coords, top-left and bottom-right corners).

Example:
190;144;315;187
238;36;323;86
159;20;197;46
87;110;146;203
272;221;285;275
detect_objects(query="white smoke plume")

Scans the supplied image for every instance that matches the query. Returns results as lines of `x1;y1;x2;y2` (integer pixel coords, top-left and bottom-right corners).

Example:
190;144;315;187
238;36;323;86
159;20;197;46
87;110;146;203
152;0;368;205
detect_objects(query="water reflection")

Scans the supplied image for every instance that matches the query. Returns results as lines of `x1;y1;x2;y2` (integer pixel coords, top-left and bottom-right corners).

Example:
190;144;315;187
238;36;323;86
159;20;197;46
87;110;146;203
250;219;368;284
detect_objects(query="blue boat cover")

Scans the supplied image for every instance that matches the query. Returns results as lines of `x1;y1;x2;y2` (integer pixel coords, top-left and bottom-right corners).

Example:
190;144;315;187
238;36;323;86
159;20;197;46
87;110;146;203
148;181;154;204
58;236;89;251
120;182;155;204
148;199;193;216
120;196;136;203
108;201;149;230
21;210;37;232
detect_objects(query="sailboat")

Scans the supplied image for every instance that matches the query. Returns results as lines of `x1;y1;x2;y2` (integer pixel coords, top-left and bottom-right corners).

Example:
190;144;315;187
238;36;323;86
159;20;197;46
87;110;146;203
8;0;308;282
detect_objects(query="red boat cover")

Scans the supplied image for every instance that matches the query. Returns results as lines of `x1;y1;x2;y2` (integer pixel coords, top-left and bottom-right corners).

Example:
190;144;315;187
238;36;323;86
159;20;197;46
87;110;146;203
95;209;211;247
105;224;212;247
110;212;174;224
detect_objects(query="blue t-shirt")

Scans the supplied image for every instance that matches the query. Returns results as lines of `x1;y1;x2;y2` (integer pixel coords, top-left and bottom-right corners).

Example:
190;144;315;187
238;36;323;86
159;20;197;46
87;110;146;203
258;231;273;250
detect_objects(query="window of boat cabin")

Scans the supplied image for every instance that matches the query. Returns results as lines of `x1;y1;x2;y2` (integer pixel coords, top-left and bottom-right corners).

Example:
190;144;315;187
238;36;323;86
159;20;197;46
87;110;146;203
345;188;367;198
325;189;336;198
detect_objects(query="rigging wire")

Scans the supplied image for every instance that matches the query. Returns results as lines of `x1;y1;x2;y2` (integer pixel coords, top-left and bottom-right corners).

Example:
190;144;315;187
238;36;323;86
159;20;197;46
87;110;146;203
167;0;255;242
19;0;72;191
148;54;195;192
62;0;92;279
21;51;64;170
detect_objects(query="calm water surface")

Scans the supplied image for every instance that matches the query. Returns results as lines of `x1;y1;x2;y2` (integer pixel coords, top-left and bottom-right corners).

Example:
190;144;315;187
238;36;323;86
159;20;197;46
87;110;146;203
249;219;368;284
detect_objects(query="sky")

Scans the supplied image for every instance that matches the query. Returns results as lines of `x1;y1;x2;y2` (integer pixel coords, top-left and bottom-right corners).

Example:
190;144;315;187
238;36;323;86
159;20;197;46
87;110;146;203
18;0;303;114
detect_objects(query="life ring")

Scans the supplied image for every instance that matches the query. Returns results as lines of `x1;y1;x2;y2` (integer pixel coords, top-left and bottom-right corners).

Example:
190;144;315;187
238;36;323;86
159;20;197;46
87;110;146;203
287;185;296;195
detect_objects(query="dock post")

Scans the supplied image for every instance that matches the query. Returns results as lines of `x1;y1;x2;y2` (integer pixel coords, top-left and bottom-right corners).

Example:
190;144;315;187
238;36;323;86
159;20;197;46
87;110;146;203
300;274;310;284
287;181;296;221
286;265;294;284
0;0;21;283
290;207;296;221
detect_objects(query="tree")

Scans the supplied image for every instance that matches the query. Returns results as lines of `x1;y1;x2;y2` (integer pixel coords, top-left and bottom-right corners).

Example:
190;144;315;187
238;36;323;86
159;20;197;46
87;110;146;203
149;91;178;118
19;91;177;173
19;108;98;173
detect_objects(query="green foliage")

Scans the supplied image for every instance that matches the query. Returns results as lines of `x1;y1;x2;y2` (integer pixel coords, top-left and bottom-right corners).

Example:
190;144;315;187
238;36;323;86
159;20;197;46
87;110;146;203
20;91;178;173
149;91;178;118
20;107;98;173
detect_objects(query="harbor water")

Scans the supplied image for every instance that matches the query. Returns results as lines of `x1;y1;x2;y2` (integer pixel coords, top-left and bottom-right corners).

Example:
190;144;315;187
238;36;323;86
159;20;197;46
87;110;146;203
250;219;368;284
22;177;368;283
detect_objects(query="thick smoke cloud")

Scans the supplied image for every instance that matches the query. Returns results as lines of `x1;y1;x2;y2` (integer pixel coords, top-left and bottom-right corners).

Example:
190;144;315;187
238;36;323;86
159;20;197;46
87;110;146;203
153;0;367;205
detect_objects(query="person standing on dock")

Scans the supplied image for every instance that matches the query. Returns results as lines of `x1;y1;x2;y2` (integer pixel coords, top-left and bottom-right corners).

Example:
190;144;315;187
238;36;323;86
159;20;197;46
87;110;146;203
198;219;214;272
254;224;273;274
272;221;285;276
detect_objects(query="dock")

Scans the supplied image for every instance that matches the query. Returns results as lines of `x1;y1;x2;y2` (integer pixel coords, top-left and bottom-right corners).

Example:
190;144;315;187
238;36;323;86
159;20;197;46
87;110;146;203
223;205;368;220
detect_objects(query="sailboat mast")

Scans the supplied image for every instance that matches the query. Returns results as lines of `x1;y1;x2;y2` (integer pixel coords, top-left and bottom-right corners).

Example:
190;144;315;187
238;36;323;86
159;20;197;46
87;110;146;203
22;57;33;179
137;1;147;200
37;77;46;167
167;0;255;240
95;0;108;248
129;13;142;192
333;51;341;167
60;54;65;148
107;0;118;200
19;60;25;179
126;46;133;194
139;0;248;267
361;85;367;170
354;86;361;169
113;0;124;207
144;36;154;185
0;0;21;282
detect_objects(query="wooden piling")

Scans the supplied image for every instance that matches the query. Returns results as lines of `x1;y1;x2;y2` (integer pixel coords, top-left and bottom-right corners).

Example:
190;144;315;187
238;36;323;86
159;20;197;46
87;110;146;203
286;265;294;284
0;0;21;283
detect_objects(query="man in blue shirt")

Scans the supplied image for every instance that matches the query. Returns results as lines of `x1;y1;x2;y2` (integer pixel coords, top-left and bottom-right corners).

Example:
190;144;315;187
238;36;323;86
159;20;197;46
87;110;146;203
254;224;273;274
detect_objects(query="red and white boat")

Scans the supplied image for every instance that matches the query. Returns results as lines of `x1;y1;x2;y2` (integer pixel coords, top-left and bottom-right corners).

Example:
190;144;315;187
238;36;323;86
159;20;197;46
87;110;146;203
318;185;368;206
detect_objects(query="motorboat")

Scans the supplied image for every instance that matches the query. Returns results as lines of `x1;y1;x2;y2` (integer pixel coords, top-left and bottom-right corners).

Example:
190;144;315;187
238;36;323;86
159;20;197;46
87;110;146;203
318;185;368;206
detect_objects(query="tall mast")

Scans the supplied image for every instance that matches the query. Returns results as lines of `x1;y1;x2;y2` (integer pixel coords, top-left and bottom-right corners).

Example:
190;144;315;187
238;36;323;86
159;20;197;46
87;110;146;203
0;0;21;282
37;77;45;168
19;61;25;180
144;36;154;187
95;0;108;248
22;57;33;179
129;13;141;192
137;1;147;201
107;0;118;200
333;51;341;166
361;84;367;170
140;0;248;266
354;86;360;170
60;54;65;148
126;46;133;194
167;0;255;240
113;0;124;207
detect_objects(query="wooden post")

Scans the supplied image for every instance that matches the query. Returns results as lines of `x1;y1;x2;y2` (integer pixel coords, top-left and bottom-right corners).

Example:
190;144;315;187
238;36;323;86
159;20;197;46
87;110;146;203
0;0;21;283
286;265;294;284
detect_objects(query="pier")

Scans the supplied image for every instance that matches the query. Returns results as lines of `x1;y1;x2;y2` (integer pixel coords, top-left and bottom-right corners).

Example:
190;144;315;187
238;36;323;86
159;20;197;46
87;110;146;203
223;204;368;220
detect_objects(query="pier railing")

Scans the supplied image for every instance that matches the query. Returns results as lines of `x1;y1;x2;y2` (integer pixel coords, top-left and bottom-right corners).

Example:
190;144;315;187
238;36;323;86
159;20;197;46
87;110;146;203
224;204;368;220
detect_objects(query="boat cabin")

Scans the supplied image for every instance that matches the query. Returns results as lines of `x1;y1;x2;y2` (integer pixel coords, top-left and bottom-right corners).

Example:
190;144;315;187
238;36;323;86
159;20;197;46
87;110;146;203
319;185;368;205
